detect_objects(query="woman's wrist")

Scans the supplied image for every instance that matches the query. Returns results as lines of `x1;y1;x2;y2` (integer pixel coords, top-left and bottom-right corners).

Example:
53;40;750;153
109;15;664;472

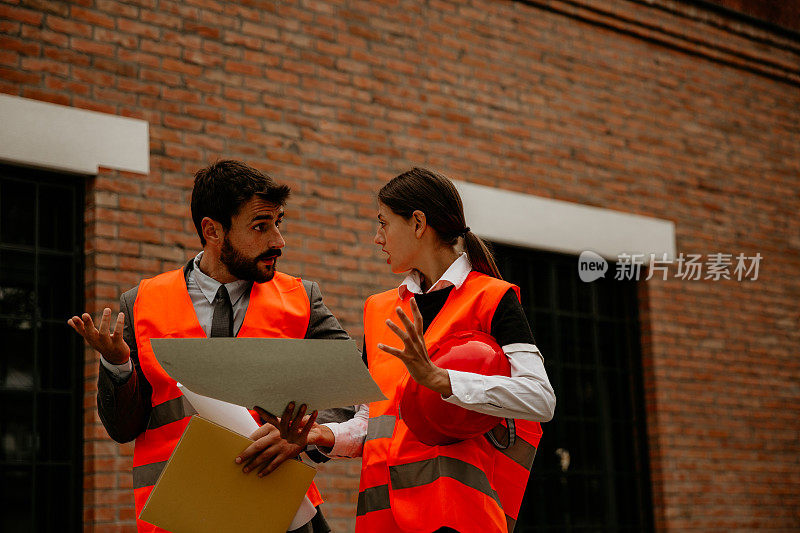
425;366;453;398
309;424;335;449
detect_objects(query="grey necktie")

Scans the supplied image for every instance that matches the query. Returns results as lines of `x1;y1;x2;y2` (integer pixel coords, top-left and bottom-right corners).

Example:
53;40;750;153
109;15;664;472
211;285;234;337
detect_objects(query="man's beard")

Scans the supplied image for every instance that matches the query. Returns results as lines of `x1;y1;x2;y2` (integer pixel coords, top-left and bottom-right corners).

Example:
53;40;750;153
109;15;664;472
220;236;281;283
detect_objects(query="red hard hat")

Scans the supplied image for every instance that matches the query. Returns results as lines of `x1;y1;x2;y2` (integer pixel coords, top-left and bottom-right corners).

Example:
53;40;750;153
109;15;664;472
399;330;510;446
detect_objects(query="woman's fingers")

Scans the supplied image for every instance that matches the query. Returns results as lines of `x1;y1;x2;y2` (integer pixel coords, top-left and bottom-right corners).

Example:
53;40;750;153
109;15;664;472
409;298;424;335
377;342;404;358
394;306;417;336
385;319;410;345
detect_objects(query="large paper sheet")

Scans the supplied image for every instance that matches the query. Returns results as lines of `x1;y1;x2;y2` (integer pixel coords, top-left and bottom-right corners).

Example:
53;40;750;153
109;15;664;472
139;416;315;533
151;338;386;416
178;384;259;437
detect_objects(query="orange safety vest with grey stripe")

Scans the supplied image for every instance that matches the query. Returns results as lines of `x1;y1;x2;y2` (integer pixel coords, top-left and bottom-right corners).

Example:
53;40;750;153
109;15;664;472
130;268;323;532
360;271;542;533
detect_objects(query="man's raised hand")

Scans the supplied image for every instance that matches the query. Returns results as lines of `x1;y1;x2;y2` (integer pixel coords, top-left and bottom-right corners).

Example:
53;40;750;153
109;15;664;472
68;308;130;365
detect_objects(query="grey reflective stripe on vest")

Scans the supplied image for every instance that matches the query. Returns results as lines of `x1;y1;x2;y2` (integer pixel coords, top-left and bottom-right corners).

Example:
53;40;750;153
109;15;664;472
132;460;168;489
356;484;391;516
498;435;537;470
389;456;502;508
147;395;196;430
366;415;396;441
506;514;516;533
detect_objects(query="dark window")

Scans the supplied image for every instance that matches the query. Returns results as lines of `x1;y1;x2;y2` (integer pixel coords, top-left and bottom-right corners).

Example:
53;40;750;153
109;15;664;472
493;244;654;532
0;165;84;532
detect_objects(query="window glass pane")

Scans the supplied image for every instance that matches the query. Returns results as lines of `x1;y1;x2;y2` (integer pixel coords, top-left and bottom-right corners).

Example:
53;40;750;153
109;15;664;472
39;185;75;252
0;318;35;389
39;322;77;391
0;465;33;531
0;250;36;318
0;391;35;461
583;473;606;526
36;393;73;462
0;179;36;246
532;311;553;351
556;263;575;312
36;465;73;531
558;316;579;365
575;317;595;365
37;254;74;320
595;274;617;317
612;420;634;475
578;368;600;419
530;261;551;308
576;275;594;314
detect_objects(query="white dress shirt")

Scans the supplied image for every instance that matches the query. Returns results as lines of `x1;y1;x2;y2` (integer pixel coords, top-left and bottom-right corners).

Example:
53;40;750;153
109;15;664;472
323;253;556;457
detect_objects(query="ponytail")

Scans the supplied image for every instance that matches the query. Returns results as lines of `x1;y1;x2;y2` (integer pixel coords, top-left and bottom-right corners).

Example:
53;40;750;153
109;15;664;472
463;230;503;280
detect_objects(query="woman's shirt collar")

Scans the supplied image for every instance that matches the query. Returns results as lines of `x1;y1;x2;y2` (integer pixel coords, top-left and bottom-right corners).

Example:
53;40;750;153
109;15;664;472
398;252;471;298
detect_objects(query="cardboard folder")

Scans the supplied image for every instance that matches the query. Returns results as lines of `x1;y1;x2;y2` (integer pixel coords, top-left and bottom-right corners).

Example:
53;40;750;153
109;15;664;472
139;416;316;533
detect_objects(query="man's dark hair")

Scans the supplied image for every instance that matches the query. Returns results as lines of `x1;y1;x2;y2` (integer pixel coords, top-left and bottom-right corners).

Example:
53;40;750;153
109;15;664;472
191;160;290;246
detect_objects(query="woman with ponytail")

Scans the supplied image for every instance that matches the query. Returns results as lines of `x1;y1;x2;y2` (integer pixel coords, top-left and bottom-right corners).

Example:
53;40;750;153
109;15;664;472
299;168;555;533
283;169;555;531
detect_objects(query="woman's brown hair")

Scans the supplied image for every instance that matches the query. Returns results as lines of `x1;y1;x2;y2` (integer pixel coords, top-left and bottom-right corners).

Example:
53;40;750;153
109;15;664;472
378;167;502;279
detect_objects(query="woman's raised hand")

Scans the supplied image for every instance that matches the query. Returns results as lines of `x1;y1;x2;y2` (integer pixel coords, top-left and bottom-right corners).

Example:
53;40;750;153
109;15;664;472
377;298;453;397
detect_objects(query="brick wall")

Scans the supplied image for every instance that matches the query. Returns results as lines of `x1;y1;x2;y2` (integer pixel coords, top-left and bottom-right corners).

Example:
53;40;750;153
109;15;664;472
1;0;798;531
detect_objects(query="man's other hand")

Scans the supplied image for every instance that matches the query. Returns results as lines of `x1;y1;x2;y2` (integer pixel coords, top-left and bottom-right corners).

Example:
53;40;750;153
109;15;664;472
68;308;130;365
236;402;318;477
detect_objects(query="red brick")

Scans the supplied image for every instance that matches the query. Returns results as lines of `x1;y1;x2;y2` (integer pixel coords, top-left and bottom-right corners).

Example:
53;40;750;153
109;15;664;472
21;57;70;78
71;37;116;57
0;4;44;26
184;21;220;39
0;66;40;84
47;16;93;38
93;28;138;49
139;9;182;29
0;50;18;67
116;17;161;39
139;38;181;59
224;60;261;76
162;57;203;76
21;87;69;105
0;36;40;56
43;46;91;67
92;57;137;77
71;6;116;29
116;49;159;68
44;76;91;96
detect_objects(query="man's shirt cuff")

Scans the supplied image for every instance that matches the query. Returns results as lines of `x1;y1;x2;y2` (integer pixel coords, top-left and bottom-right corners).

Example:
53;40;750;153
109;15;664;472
100;356;133;382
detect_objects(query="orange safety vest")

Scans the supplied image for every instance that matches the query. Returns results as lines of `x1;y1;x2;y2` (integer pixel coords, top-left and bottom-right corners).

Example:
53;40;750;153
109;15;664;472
359;271;542;533
130;268;323;532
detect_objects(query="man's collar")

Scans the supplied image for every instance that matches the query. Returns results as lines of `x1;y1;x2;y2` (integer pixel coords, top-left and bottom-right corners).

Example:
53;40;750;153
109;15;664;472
399;252;471;298
189;252;251;306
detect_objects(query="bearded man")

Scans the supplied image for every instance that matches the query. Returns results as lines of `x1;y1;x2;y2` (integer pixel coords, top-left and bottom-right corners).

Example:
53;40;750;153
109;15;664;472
69;160;348;533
